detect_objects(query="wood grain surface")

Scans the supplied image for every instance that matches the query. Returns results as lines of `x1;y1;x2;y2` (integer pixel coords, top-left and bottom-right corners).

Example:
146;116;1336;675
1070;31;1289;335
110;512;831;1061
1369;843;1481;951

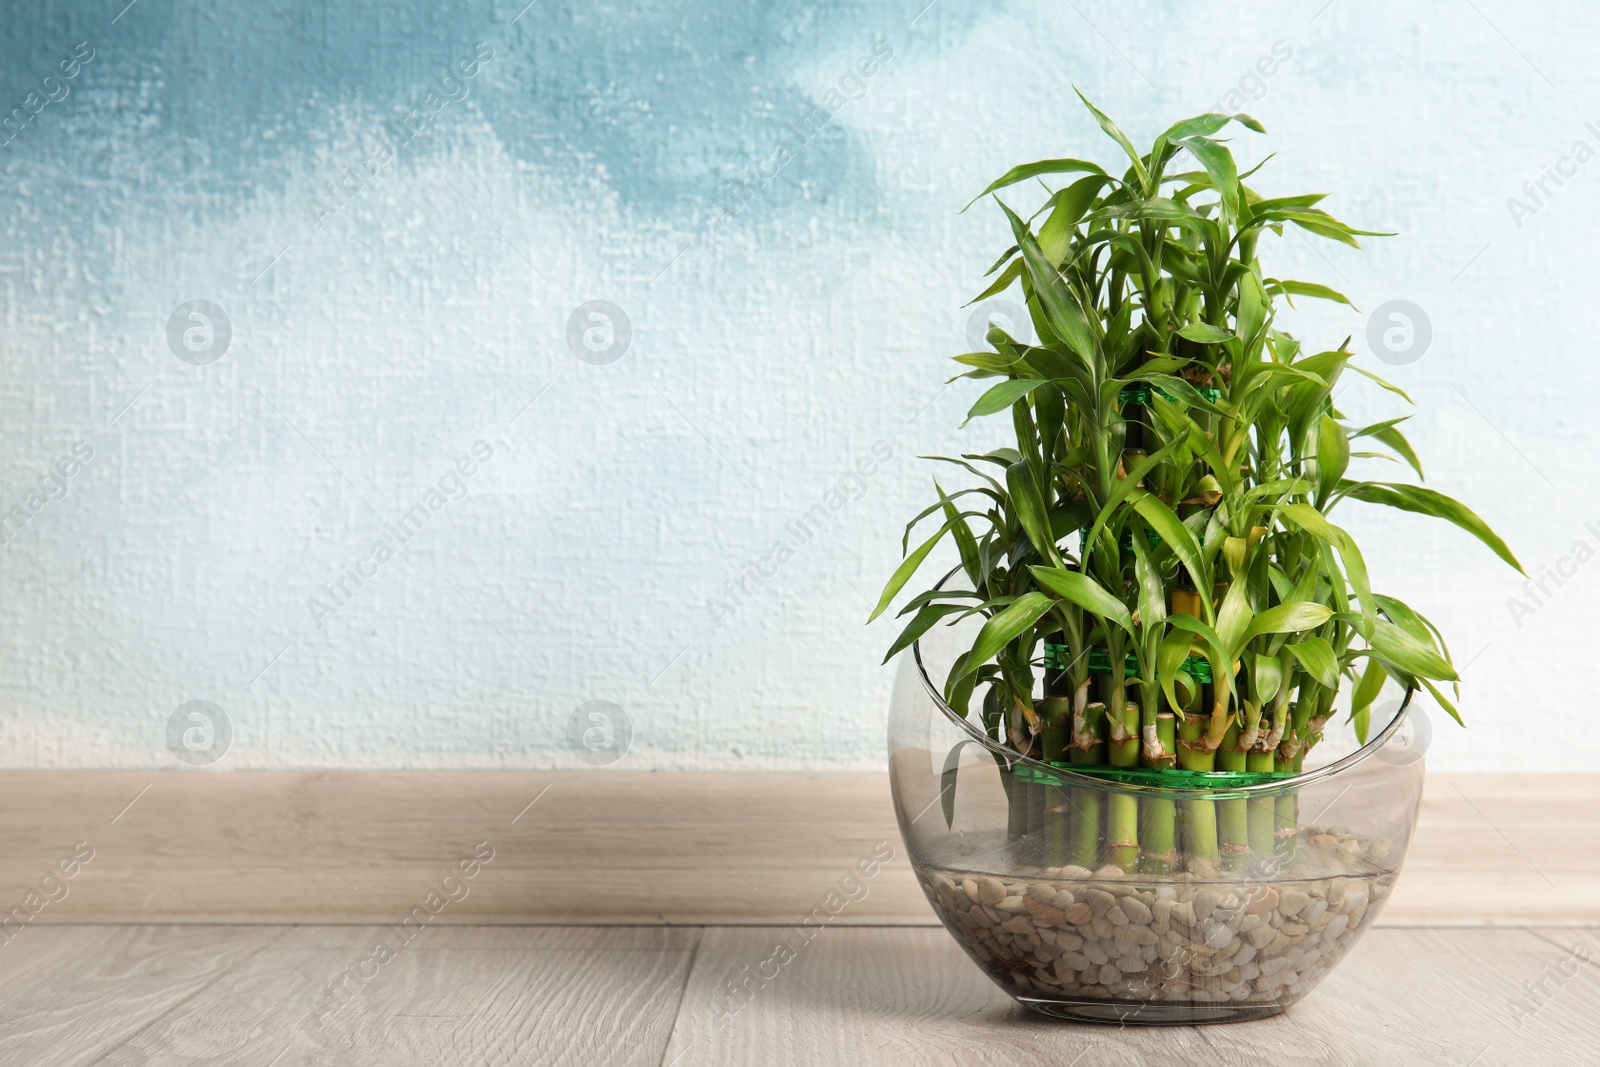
662;925;1600;1066
1;925;1594;1066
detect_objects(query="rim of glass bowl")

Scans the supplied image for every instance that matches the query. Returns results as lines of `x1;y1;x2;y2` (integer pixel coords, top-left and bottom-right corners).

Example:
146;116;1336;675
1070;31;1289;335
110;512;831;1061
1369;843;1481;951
910;567;1417;800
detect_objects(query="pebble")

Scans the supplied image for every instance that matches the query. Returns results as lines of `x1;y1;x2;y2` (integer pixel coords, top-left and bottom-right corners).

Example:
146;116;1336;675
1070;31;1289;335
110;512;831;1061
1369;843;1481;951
1083;888;1117;916
921;826;1393;1010
1123;924;1156;946
1202;921;1233;949
968;877;1006;906
1246;887;1279;917
1120;895;1153;924
1026;898;1067;925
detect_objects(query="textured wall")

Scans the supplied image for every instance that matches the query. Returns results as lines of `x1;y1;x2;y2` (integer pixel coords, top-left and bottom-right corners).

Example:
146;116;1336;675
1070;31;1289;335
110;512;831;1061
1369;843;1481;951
0;0;1593;770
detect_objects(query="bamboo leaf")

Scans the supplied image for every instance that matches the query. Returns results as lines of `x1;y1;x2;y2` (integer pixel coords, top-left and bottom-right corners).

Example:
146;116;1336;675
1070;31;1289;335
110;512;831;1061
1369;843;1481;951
938;484;983;590
941;740;972;828
1177;322;1234;344
1159;111;1262;143
869;519;953;622
1347;364;1414;404
1338;482;1523;574
1165;614;1233;697
956;591;1057;679
951;349;1026;375
1369;424;1425;480
1240;602;1335;645
883;602;967;663
1421;677;1465;727
962;158;1108;212
981;244;1019;277
1129;517;1167;643
1281;503;1374;637
1178;136;1239;217
1029;567;1135;640
1214;576;1255;653
966;258;1025;305
1158;629;1195;712
1249;193;1327;213
1236;271;1270;347
1338;534;1376;640
995;199;1099;364
1285;636;1340;689
1128;490;1210;607
1356;617;1457;681
1086;198;1203;224
1074;88;1150;189
1347;660;1387;744
1080;437;1187;569
1037;174;1112;264
964;378;1046;424
1007;460;1060;567
1253;653;1283;705
1316;414;1350;502
1268;279;1356;309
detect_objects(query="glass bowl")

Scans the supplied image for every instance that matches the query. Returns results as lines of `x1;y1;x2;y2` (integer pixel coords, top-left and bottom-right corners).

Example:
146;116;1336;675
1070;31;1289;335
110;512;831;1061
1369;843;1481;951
887;585;1427;1025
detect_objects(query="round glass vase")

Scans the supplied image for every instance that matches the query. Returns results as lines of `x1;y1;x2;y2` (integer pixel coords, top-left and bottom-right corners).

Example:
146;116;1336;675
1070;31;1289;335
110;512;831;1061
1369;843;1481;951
888;603;1427;1025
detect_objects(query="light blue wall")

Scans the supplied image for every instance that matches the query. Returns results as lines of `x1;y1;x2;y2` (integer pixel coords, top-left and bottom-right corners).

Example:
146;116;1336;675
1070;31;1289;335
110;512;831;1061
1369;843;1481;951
0;0;1592;770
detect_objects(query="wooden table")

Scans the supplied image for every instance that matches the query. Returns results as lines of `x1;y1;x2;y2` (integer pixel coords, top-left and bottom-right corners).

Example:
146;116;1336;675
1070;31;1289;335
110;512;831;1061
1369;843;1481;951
2;922;1596;1065
2;771;1595;1064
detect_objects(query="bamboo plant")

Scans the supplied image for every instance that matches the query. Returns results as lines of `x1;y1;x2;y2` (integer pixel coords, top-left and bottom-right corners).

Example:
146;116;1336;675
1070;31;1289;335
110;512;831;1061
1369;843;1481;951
872;93;1521;874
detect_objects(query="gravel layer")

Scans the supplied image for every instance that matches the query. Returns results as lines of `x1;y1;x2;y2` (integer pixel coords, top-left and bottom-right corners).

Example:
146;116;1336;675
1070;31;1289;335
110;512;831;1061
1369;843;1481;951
917;830;1395;1007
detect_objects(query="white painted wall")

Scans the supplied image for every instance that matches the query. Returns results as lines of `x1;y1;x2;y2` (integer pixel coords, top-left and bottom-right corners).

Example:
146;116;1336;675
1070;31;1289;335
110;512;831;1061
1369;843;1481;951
0;0;1593;770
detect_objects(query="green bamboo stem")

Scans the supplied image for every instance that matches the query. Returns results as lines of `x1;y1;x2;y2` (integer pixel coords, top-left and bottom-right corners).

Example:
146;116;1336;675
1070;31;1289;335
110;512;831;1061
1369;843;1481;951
1141;711;1178;873
1107;701;1140;871
1217;721;1250;872
1264;675;1298;866
1101;671;1137;764
1004;690;1030;846
1275;792;1299;862
1068;698;1107;870
1278;680;1319;768
1038;697;1071;867
1176;687;1218;870
1246;747;1277;859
